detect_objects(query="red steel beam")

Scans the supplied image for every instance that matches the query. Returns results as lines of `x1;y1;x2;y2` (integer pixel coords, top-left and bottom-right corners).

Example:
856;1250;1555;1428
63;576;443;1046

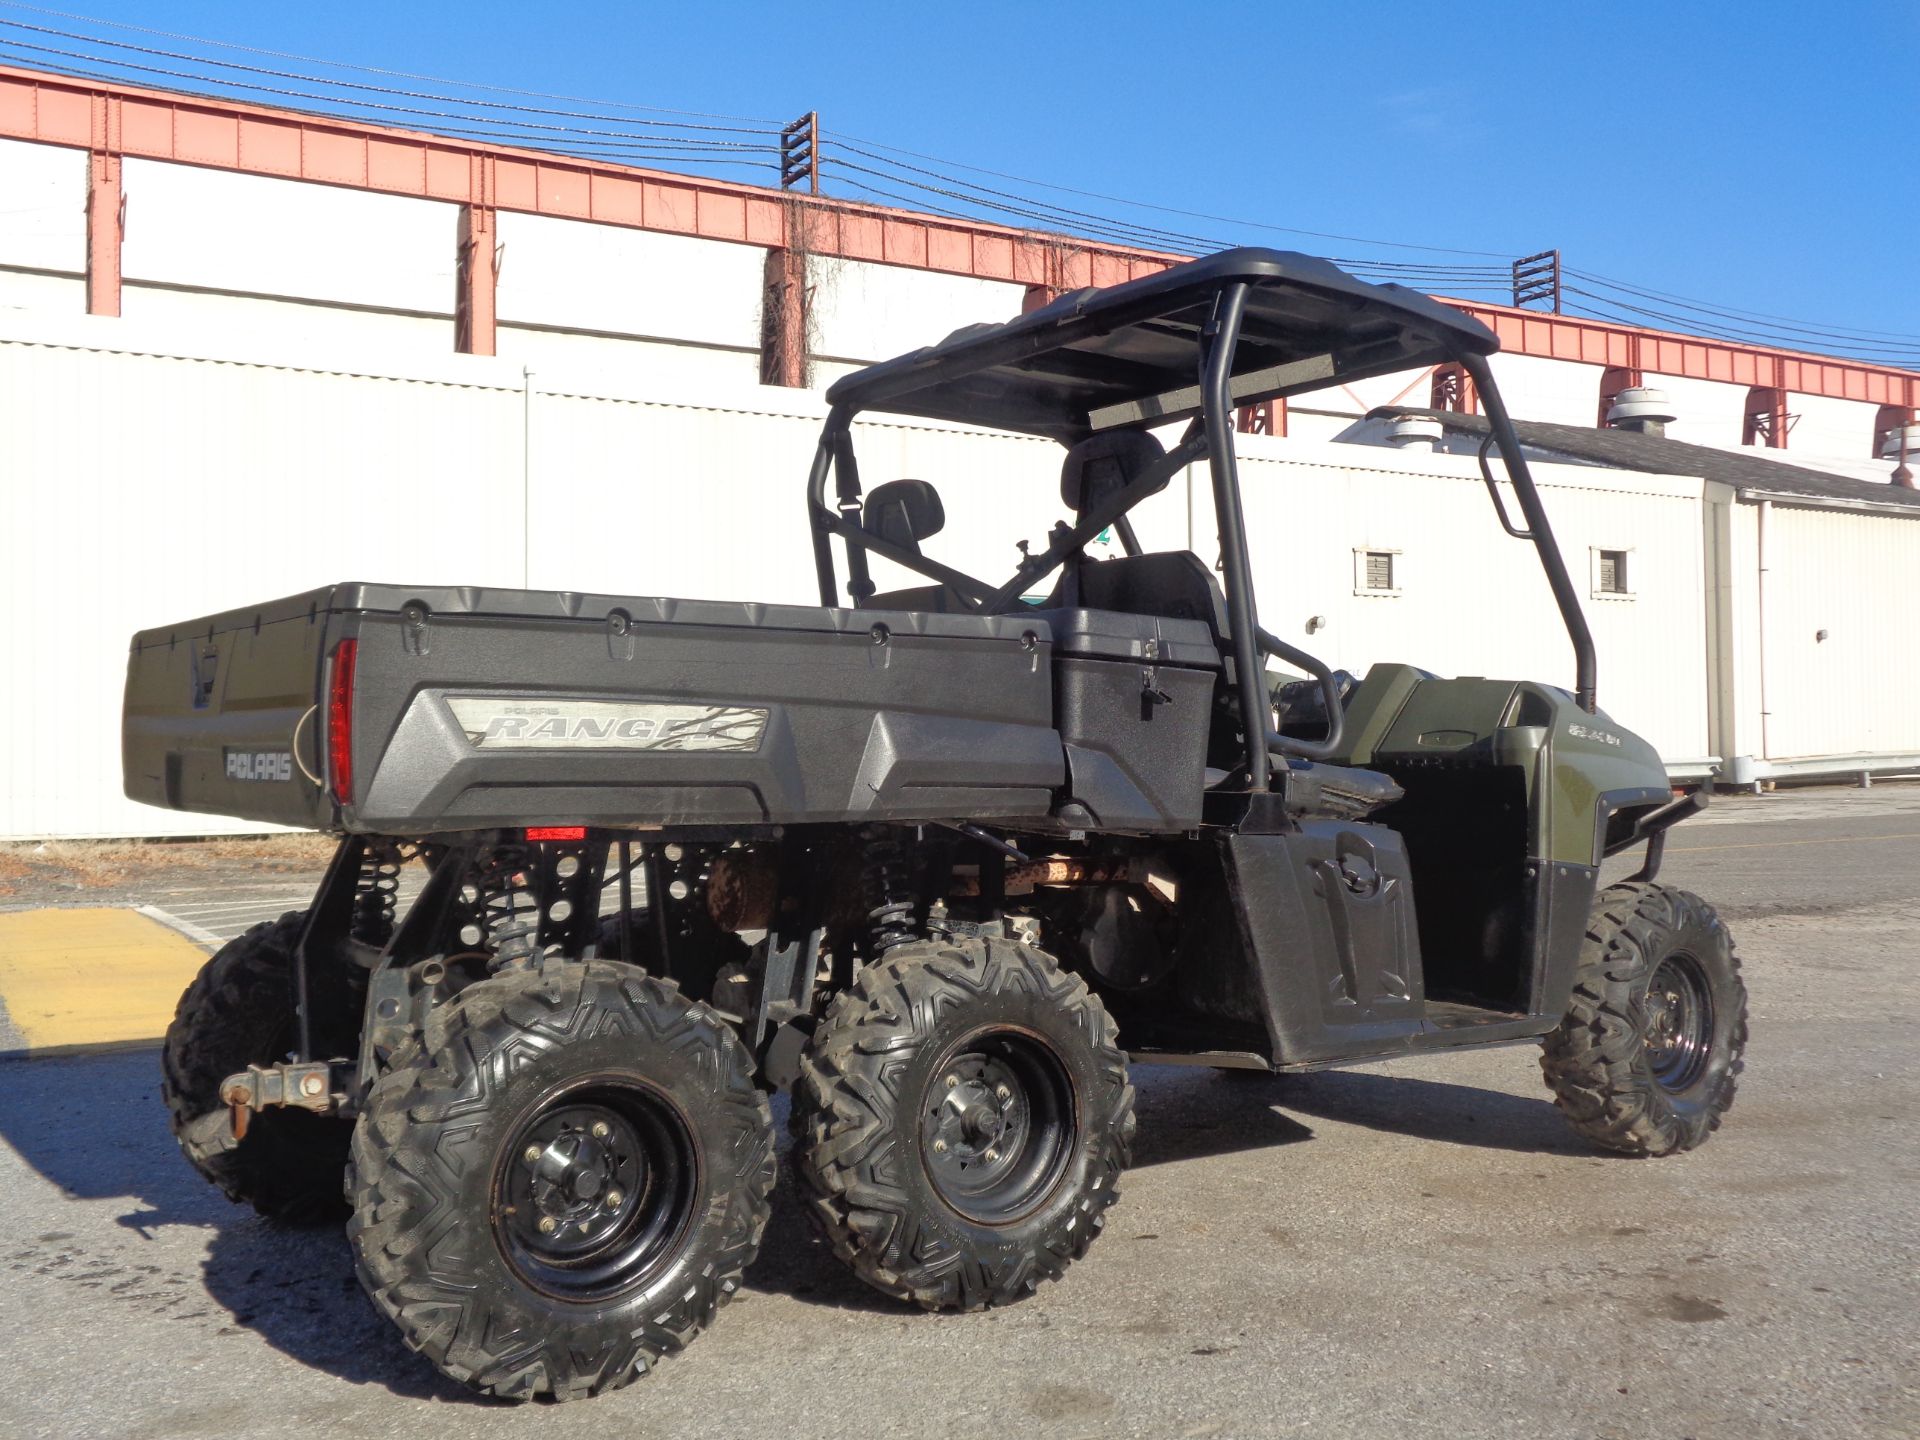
82;90;119;315
3;63;1916;406
0;64;1173;291
1446;299;1920;410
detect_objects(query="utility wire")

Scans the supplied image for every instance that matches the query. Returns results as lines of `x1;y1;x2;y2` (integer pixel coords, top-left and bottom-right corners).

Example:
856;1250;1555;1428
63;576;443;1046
0;16;780;136
1562;290;1920;366
9;5;1913;359
823;126;1515;260
0;36;786;185
1566;267;1920;346
0;0;782;122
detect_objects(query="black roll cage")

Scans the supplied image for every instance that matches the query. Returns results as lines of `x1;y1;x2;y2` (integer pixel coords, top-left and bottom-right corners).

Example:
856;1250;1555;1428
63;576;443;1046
807;260;1599;793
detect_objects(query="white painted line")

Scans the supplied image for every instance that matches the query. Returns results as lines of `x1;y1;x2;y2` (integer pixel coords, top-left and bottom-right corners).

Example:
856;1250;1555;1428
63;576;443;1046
160;898;306;914
136;905;227;952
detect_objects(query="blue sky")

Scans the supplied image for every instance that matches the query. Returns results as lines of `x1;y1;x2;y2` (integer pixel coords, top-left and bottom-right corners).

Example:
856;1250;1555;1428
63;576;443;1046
6;1;1916;361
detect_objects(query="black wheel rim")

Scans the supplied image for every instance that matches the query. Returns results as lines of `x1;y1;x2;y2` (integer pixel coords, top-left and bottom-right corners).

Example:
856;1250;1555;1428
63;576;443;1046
920;1028;1076;1225
493;1077;697;1303
1645;952;1715;1093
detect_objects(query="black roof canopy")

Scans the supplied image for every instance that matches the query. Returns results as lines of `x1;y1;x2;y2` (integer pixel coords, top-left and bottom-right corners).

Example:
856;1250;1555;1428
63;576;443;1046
825;247;1499;441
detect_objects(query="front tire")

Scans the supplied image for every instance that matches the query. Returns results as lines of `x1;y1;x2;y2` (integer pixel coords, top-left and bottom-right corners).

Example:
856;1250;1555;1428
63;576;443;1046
792;937;1134;1310
1541;882;1748;1156
160;911;353;1222
347;958;775;1402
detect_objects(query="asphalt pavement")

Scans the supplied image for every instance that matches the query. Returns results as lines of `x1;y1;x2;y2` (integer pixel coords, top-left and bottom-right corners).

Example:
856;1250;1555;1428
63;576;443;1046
0;788;1914;1440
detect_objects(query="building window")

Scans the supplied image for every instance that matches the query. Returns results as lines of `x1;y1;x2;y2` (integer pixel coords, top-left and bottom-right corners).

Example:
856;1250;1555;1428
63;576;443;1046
1592;547;1634;599
1354;548;1400;596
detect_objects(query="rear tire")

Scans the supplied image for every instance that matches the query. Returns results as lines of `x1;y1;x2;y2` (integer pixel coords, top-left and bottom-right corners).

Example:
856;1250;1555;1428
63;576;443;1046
346;958;775;1402
1541;882;1748;1156
792;936;1134;1310
160;911;352;1223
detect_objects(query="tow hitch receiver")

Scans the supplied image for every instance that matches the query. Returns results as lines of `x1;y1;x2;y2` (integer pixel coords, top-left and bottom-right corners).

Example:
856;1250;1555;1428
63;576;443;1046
220;1060;347;1138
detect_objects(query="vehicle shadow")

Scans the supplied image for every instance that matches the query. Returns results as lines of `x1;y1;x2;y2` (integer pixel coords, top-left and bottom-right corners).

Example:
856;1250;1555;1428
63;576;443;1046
1251;1066;1592;1156
0;1045;1588;1390
0;1048;469;1403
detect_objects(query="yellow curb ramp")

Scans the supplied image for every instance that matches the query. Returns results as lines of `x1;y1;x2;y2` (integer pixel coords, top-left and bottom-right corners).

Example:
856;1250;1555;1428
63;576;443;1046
0;908;209;1057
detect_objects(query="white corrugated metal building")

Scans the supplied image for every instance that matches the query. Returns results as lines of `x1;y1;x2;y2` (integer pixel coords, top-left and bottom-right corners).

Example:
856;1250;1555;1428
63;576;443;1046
3;68;1918;839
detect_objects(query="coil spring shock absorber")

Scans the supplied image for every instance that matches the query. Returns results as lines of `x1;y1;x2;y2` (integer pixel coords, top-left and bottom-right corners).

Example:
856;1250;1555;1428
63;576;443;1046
351;839;406;946
861;829;917;956
473;844;541;972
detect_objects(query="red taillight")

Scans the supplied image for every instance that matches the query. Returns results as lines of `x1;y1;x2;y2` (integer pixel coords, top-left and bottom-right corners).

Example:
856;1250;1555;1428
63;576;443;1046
327;639;357;806
526;826;587;842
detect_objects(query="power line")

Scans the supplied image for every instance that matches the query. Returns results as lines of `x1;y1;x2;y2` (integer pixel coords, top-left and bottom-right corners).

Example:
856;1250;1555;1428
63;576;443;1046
0;36;786;179
822;126;1516;261
0;0;782;123
0;16;780;137
6;6;1913;363
823;144;1515;285
1562;289;1920;366
1567;267;1920;347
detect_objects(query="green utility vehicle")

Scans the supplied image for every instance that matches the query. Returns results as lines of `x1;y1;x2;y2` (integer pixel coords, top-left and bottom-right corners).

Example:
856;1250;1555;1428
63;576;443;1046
124;248;1746;1402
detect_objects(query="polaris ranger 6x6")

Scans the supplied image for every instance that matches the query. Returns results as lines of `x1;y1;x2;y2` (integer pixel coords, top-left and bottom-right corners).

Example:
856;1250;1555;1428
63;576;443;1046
124;248;1746;1403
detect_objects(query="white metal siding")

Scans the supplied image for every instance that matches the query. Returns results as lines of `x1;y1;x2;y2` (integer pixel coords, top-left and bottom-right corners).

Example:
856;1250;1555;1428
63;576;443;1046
0;335;524;838
494;212;766;348
119;286;454;361
121;159;458;313
4;306;1912;838
1220;439;1711;759
0;137;85;274
0;269;82;314
495;326;762;392
807;258;1025;365
1487;353;1607;427
1754;504;1920;758
1644;372;1748;449
1787;393;1875;461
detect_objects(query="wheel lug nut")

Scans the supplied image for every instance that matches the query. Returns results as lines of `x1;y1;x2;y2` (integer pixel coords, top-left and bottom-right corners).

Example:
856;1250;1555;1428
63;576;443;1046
591;1122;610;1139
538;1216;557;1234
524;1145;542;1163
605;1189;623;1207
932;1139;948;1154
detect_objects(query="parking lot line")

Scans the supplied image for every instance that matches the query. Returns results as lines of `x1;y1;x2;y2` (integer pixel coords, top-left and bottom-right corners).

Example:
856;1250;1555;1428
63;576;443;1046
0;908;206;1056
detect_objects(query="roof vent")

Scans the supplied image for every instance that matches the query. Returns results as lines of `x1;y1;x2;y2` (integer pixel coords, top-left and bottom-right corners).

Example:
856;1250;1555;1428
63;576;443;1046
1606;386;1676;438
1877;423;1920;460
1386;415;1445;451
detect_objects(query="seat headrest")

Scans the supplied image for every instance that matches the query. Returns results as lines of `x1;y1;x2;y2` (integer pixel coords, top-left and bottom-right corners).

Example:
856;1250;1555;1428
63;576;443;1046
862;479;946;554
1061;429;1166;513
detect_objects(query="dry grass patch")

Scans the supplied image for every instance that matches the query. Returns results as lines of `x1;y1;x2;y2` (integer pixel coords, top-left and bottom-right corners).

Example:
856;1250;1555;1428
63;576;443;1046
0;833;337;895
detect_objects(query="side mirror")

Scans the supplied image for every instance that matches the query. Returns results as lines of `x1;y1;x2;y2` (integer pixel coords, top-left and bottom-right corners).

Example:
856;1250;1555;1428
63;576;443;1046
863;479;946;553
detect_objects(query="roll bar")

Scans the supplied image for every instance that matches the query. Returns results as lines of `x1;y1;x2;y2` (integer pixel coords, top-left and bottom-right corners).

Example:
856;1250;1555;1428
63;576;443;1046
1459;351;1599;713
807;307;1600;801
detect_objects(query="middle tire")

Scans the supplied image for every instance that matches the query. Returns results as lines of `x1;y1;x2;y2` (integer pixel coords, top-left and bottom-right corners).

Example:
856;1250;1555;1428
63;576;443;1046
792;936;1135;1311
347;958;776;1402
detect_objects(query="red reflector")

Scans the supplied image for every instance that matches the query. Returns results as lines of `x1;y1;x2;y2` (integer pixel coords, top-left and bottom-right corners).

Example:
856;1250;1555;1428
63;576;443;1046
526;826;588;842
326;639;357;806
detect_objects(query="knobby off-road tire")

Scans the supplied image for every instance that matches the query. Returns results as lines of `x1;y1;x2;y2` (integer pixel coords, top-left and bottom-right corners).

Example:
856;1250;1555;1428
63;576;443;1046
160;910;353;1223
347;958;775;1402
1542;882;1748;1157
792;936;1135;1311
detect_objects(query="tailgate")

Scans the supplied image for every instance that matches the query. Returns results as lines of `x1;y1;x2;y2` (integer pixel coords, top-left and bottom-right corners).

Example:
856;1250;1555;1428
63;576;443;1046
121;587;341;829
